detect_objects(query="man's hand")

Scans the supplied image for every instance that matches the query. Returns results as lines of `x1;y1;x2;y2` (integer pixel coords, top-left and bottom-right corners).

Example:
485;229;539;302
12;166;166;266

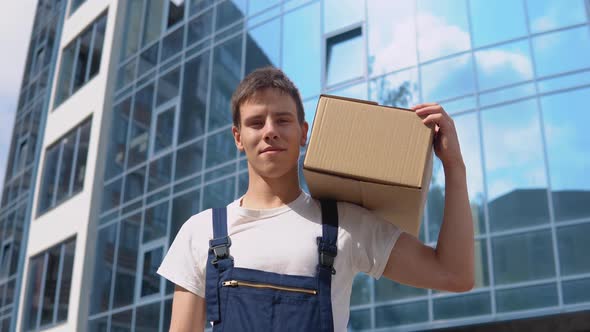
411;103;464;169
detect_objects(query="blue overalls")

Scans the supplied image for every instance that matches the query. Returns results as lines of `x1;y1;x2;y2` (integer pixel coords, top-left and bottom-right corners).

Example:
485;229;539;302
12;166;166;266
205;200;339;331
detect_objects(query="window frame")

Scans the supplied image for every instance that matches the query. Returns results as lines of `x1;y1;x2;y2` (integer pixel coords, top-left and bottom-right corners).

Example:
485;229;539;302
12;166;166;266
322;23;367;91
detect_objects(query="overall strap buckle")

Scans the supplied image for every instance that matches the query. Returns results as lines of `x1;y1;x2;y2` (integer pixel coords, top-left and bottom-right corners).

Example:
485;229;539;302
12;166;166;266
317;237;337;275
209;236;232;265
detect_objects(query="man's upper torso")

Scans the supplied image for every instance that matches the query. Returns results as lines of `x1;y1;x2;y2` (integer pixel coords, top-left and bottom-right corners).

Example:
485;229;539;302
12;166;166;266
157;191;401;331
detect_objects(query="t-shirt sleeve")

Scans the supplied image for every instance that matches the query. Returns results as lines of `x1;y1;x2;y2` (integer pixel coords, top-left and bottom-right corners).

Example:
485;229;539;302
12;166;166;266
342;203;403;279
157;216;207;298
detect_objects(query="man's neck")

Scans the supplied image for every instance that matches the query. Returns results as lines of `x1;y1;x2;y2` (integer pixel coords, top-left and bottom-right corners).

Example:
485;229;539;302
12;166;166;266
241;168;302;209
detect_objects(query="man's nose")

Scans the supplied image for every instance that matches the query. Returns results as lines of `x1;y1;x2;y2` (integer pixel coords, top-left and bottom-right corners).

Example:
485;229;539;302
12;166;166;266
263;121;279;140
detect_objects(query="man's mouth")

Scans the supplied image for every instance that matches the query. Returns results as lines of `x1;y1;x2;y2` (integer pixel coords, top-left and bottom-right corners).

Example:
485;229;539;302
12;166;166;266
260;147;286;154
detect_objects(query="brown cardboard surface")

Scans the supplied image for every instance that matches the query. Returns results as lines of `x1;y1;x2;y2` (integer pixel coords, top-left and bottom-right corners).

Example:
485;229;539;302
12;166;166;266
303;95;434;236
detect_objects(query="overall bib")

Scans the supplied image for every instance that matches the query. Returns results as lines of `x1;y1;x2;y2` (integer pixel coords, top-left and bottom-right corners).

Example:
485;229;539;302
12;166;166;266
205;200;339;332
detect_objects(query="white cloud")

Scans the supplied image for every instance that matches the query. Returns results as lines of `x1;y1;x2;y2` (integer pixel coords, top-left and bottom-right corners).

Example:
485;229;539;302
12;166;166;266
416;13;471;62
476;49;533;79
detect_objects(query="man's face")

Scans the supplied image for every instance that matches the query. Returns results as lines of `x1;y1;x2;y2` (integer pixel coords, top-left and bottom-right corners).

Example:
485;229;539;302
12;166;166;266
232;88;308;179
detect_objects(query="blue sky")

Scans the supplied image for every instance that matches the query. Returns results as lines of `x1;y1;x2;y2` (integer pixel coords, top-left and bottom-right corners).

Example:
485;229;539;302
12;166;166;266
0;1;37;199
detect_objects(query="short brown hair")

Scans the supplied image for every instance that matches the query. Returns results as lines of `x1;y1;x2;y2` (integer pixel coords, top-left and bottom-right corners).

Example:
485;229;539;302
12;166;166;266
231;67;305;128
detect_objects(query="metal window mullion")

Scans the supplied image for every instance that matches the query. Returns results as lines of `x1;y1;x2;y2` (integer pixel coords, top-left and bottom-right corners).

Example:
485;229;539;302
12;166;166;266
134;210;147;304
52;244;65;324
68;38;81;97
51;141;65;208
521;0;563;307
108;220;121;312
68;127;81;196
35;253;49;330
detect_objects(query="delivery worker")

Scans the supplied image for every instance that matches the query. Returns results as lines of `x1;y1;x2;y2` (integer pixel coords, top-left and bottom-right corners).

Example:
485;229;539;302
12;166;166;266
157;67;474;331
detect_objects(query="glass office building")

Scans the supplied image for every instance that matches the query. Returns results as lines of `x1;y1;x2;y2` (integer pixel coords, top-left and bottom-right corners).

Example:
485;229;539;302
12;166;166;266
2;0;590;331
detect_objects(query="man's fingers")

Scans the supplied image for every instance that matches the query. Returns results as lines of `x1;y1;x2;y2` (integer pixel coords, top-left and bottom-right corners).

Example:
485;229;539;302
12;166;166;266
414;105;448;117
411;102;438;110
421;113;451;129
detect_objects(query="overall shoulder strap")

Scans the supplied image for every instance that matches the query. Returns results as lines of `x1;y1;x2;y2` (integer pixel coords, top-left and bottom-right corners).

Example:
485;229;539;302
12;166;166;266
206;207;233;323
317;199;338;332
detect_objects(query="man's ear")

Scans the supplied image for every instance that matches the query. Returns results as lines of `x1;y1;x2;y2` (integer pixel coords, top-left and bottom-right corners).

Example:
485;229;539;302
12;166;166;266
232;126;244;152
300;121;309;146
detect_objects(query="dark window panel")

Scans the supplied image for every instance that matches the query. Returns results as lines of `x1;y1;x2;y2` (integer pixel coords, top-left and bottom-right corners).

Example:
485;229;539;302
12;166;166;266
190;0;213;15
121;0;143;59
135;302;161;332
148;153;173;192
38;145;60;213
73;119;91;193
142;0;165;48
375;301;428;328
55;131;76;203
112;309;133;331
557;223;590;276
374;276;427;303
433;292;491;320
167;0;185;28
128;84;154;168
179;51;209;143
205;130;235;168
73;28;92;91
161;26;185;62
90;224;117;314
143;202;169;243
70;0;86;14
101;178;123;212
57;240;75;321
496;283;558;313
113;214;140;309
40;246;61;326
123;166;146;203
141;247;163;297
55;43;76;105
187;8;213;47
88;317;109;332
349;309;371;330
23;256;44;331
215;0;246;30
156;68;180;106
202;177;235;210
89;15;107;78
106;99;131;180
138;43;159;74
563;278;590;305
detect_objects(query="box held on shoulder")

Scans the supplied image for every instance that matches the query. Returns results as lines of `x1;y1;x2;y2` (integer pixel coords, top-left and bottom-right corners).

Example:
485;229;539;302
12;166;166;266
303;95;434;237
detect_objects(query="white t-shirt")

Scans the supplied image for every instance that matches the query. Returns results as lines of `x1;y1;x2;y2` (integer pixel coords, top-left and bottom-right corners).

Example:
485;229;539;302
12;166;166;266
157;191;401;331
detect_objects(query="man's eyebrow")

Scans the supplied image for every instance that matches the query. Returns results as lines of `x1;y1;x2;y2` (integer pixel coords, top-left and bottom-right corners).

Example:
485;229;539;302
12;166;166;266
273;112;295;117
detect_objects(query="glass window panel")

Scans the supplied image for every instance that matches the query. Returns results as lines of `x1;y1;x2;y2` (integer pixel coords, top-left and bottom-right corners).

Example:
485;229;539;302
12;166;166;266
89;15;107;79
349;309;371;331
23;255;44;330
421;53;474;102
369;68;418;108
326;27;363;86
216;0;246;30
143;202;169;243
124;166;146;203
113;214;140;308
117;59;137;90
187;8;213;46
73;28;92;91
202;177;235;210
248;0;279;15
57;240;75;322
482;99;549;231
141;247;163;297
90;224;117;314
138;43;159;74
492;230;555;285
70;0;86;14
479;82;536;108
209;36;242;131
157;68;180;106
533;27;590;78
148;153;173;192
245;18;280;75
238;171;248;197
475;40;534;91
469;0;527;47
323;0;363;34
143;0;165;47
350;273;371;306
73;120;91;193
527;0;586;33
39;145;60;213
40;246;61;326
128;84;154;168
55;132;76;203
374;277;426;302
135;302;161;332
56;43;76;105
167;0;185;28
163;298;173;329
416;0;470;62
496;283;558;312
205;130;235;168
122;0;143;59
282;3;320;98
557;223;590;276
375;301;428;328
170;189;200;245
154;108;175;154
175;140;204;179
433;292;491;320
190;0;214;15
541;88;590;221
162;26;185;62
538;70;590;94
111;309;133;332
562;278;590;305
179;52;209;143
102;178;123;212
367;0;416;75
88;317;109;332
205;163;235;182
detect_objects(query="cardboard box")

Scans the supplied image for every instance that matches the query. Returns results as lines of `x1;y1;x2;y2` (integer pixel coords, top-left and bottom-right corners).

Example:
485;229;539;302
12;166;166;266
303;95;434;237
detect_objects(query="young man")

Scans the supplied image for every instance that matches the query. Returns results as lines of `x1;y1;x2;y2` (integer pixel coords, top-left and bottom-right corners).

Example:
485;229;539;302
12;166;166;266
157;67;474;331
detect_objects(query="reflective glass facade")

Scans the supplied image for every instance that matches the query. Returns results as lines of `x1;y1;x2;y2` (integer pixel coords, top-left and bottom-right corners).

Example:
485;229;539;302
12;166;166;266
4;0;590;331
0;0;66;331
